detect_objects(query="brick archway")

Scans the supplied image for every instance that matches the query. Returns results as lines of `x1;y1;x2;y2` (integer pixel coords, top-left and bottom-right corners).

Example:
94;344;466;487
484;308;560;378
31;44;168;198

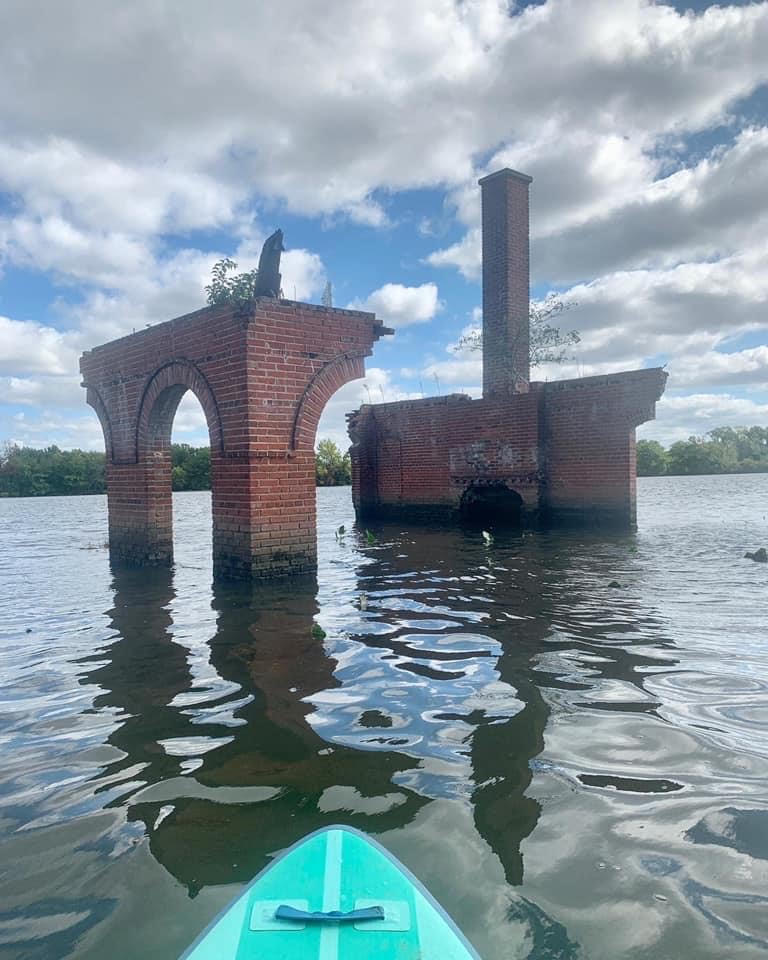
136;360;223;459
81;299;390;578
459;482;523;527
290;353;365;451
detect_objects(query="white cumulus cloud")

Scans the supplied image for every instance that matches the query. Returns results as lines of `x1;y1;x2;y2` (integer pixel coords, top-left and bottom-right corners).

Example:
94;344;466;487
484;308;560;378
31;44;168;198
349;283;442;329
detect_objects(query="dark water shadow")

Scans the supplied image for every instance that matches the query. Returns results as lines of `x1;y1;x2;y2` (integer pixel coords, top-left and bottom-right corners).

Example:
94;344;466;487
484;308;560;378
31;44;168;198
90;571;425;893
78;567;196;787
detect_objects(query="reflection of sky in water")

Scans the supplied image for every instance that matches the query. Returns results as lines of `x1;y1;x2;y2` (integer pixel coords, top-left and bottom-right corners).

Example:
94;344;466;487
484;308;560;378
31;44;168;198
308;551;523;799
306;630;523;799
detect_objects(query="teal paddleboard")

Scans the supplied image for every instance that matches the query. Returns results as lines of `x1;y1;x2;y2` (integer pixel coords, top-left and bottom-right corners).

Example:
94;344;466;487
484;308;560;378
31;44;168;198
179;824;481;959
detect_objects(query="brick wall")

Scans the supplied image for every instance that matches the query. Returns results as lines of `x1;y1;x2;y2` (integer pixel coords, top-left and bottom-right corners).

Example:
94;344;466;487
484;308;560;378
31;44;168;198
541;368;668;527
349;369;667;530
349;391;543;523
80;299;389;578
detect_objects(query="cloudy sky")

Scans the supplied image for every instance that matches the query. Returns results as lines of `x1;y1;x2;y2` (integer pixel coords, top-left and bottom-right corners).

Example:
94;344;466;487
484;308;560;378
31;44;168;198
1;0;767;454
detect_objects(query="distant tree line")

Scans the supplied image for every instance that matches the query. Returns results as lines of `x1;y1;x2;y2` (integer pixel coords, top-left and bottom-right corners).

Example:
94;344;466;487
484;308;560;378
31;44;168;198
637;427;768;477
0;445;106;497
7;428;764;495
0;440;352;497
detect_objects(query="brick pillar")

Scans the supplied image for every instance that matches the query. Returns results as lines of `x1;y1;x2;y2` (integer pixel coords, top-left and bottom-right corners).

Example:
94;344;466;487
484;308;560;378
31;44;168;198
479;168;533;398
212;452;317;579
106;456;173;564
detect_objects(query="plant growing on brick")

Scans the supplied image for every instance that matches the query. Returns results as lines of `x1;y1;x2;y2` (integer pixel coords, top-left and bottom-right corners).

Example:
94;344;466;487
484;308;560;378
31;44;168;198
205;258;260;308
456;295;580;369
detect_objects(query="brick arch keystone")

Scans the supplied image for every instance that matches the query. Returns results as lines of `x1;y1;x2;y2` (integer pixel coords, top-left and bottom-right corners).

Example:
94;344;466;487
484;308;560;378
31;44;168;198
290;352;366;451
135;359;224;461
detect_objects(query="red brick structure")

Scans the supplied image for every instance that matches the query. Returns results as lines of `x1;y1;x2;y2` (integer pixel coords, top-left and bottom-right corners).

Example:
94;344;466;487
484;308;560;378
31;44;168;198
350;169;667;529
80;300;389;578
480;168;532;397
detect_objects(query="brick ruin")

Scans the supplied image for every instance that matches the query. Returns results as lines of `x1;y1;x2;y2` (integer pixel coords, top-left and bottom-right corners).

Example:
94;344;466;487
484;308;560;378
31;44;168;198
349;169;667;529
81;167;666;581
80;301;389;578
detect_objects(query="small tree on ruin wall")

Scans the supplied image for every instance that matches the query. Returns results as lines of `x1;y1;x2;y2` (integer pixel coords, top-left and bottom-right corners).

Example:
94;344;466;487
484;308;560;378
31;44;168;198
205;259;260;308
455;295;580;371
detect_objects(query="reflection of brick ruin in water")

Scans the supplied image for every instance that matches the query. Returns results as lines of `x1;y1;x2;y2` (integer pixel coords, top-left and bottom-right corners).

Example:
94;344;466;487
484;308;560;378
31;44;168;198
80;298;390;578
93;571;424;891
350;169;667;530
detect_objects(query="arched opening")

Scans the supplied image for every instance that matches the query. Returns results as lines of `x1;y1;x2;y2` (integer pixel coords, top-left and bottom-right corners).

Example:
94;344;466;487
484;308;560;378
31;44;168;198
311;380;362;555
460;482;524;528
137;361;223;462
132;362;222;570
294;360;368;551
170;391;213;570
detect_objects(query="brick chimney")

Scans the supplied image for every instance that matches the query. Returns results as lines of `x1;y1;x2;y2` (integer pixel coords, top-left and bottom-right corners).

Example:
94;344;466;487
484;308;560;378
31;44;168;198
478;168;533;398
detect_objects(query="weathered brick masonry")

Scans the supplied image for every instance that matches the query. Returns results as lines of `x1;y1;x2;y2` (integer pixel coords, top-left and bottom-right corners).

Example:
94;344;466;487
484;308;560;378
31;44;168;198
349;369;666;528
350;169;667;529
80;300;389;578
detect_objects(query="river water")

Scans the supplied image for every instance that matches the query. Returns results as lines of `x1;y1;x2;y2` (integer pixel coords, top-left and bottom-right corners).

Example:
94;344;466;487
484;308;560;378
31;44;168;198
1;476;767;959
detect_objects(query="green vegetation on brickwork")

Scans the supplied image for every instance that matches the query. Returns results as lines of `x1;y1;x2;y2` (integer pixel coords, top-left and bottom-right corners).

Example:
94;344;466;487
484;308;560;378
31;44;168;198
455;294;581;368
204;258;260;308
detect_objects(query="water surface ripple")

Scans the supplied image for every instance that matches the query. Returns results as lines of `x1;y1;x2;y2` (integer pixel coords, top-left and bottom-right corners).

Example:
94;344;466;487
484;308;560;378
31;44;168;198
1;475;767;958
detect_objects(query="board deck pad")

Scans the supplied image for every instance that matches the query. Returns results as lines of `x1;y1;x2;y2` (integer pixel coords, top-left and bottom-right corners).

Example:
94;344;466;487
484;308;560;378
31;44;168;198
179;824;481;959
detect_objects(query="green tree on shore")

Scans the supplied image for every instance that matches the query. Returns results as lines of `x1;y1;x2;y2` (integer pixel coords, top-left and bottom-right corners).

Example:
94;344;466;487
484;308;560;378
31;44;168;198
0;445;106;497
666;437;737;476
1;439;354;496
5;429;767;497
636;439;667;476
315;439;351;486
171;444;211;491
637;427;768;477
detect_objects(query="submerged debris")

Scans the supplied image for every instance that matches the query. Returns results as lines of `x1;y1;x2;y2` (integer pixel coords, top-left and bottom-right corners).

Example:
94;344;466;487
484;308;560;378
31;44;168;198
744;548;767;563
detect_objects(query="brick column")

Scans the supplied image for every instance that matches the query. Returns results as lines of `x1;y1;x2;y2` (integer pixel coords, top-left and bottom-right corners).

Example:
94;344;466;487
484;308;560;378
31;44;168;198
212;452;317;579
479;168;533;398
106;456;174;564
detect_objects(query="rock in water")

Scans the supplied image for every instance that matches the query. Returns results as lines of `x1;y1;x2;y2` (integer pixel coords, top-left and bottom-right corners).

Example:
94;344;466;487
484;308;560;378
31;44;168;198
744;548;768;563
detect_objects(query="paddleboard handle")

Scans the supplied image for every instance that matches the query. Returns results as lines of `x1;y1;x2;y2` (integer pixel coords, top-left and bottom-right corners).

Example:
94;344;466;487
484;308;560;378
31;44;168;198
274;905;385;924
